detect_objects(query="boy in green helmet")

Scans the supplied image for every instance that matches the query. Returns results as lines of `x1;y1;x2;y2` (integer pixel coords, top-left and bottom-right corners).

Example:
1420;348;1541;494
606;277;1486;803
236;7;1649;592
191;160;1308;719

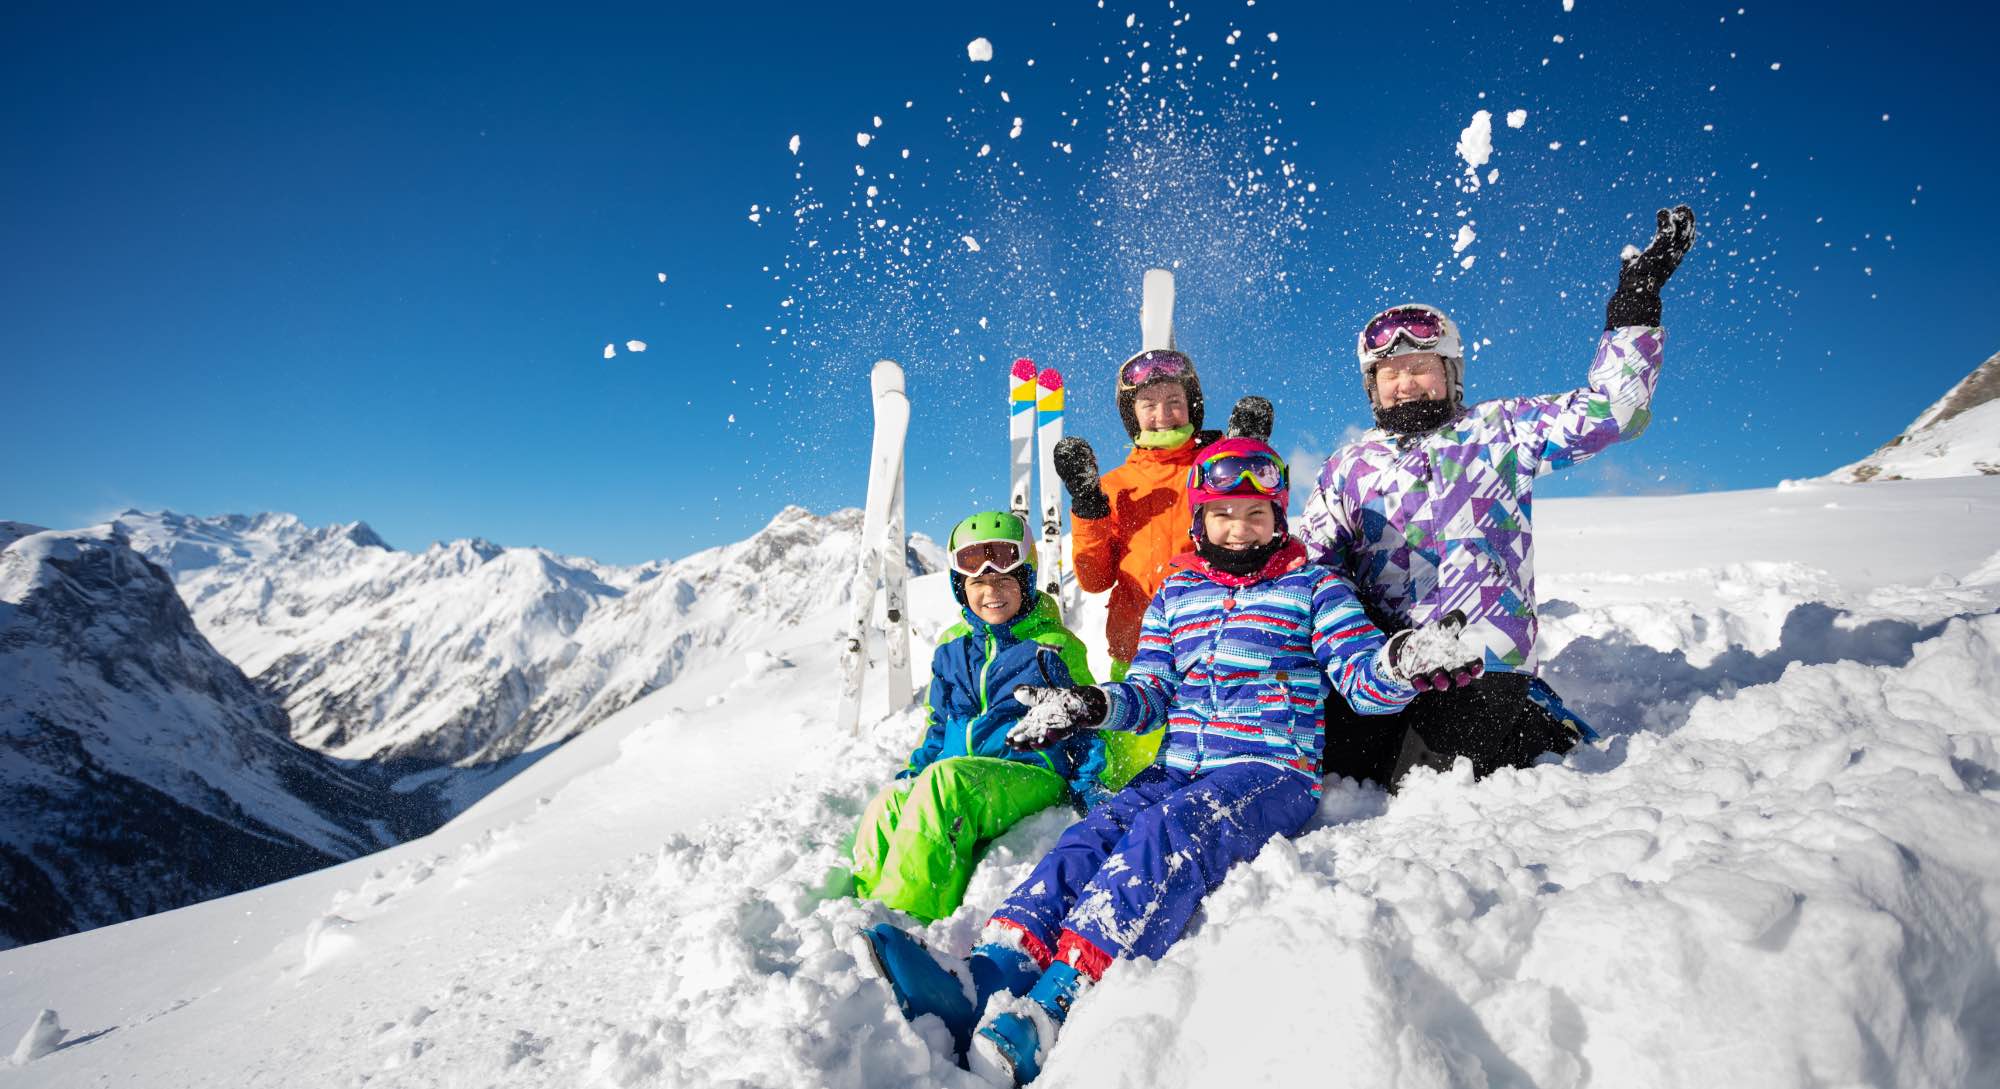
850;511;1105;923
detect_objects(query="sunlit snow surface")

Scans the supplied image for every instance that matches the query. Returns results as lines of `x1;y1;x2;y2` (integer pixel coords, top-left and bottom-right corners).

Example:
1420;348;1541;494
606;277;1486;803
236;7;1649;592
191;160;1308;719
6;478;2000;1087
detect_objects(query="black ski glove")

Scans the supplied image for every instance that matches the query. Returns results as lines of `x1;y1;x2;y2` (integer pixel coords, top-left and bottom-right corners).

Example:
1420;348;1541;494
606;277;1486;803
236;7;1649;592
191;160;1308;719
1006;685;1110;750
1381;610;1487;692
1052;437;1111;520
1605;205;1696;330
1226;396;1274;441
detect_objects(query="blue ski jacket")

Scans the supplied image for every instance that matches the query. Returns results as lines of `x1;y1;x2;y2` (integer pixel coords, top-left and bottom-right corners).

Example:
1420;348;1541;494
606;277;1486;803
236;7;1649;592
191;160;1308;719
907;593;1106;798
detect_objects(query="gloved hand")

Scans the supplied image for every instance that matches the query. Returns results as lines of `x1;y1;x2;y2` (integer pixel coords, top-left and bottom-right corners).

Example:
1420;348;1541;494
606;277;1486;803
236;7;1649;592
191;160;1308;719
1074;781;1114;813
1605;204;1696;329
1051;437;1111;520
1381;610;1487;692
1226;396;1274;441
1006;685;1110;750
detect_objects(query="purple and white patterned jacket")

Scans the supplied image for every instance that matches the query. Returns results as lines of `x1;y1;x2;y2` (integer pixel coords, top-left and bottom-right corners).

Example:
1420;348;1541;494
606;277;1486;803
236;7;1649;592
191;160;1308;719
1298;325;1665;674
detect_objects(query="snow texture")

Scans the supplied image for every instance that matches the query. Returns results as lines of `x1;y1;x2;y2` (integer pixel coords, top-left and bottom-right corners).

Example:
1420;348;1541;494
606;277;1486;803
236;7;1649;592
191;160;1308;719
1506;108;1528;128
8;1010;63;1065
5;478;2000;1086
967;37;993;63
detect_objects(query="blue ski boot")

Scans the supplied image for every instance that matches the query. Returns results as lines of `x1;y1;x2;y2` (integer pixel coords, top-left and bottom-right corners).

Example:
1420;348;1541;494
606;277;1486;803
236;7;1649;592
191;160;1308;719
968;961;1089;1086
852;924;977;1054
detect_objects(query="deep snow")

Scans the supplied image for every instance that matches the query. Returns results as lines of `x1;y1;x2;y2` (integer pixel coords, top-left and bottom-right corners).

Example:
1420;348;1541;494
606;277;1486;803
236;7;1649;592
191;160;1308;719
5;478;2000;1087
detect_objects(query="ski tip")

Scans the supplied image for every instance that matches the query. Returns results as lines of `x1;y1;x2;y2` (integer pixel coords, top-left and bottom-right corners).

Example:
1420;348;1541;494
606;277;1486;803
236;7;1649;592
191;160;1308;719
1037;367;1064;389
1012;358;1039;380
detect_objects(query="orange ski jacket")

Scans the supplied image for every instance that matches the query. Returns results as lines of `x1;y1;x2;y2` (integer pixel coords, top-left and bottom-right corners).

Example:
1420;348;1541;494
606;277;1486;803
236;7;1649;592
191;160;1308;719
1071;439;1203;662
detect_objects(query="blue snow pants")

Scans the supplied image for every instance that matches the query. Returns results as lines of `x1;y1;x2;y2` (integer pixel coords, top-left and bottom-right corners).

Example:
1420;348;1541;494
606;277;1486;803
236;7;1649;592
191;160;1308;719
990;762;1318;964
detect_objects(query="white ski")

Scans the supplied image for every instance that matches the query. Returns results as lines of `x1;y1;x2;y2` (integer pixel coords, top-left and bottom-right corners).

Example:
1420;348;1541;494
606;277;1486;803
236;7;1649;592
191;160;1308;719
1009;357;1037;523
836;359;913;736
1035;366;1066;615
1141;268;1176;352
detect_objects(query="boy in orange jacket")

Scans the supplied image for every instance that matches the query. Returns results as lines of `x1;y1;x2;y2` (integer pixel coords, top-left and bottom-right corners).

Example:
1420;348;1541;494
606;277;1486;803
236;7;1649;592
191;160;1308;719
1051;348;1272;787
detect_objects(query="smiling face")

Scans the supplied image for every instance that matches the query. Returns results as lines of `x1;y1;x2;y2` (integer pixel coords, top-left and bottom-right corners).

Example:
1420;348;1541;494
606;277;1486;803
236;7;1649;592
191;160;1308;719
1201;498;1277;550
1131;383;1191;432
963;570;1024;624
1371;352;1450;409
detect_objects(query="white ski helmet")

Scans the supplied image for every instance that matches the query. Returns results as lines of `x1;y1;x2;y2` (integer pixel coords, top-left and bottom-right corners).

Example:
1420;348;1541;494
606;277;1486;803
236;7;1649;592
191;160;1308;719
1356;303;1465;405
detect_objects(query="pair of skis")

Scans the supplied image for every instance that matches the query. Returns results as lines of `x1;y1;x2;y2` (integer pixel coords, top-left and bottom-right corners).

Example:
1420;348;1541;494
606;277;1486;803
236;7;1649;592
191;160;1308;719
1009;359;1072;617
835;360;913;736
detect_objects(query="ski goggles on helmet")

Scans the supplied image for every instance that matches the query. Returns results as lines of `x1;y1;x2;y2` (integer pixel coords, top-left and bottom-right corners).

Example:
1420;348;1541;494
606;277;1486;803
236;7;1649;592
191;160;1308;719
1360;306;1447;358
1118;349;1194;391
951;539;1028;577
1197;450;1287;495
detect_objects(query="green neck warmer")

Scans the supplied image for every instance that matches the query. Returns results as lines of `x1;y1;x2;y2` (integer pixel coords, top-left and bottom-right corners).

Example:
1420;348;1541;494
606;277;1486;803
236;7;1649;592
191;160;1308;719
1133;424;1195;450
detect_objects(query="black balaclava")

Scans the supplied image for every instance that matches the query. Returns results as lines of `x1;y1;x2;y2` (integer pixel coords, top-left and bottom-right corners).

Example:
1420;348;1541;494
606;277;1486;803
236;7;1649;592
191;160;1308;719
1373;396;1460;436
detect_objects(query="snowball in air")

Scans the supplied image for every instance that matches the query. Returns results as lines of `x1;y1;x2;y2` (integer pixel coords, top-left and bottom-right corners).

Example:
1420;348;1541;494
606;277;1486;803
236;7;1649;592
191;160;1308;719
856;132;872;147
603;344;616;359
1456;110;1494;172
656;272;667;283
960;235;982;251
968;37;993;62
787;134;800;155
626;340;647;352
1506;109;1527;128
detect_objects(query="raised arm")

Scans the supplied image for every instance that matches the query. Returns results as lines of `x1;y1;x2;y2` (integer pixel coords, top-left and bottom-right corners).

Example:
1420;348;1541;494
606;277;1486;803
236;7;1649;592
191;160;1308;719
1507;206;1694;476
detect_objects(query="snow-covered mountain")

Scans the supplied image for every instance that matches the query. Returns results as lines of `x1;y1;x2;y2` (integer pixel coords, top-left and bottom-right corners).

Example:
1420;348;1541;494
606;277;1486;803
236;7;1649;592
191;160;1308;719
1825;348;2000;482
113;507;943;786
4;477;2000;1086
0;525;424;950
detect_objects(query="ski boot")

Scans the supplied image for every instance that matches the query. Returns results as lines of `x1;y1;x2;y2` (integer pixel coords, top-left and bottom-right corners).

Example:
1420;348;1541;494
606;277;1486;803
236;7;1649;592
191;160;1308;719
852;924;978;1054
968;961;1089;1086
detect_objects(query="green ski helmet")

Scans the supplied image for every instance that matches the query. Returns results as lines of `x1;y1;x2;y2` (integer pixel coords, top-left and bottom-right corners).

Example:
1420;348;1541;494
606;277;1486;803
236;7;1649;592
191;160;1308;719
945;510;1036;609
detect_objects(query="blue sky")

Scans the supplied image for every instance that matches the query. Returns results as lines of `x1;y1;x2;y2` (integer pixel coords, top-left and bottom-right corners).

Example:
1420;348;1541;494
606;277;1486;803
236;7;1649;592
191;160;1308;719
4;0;1993;564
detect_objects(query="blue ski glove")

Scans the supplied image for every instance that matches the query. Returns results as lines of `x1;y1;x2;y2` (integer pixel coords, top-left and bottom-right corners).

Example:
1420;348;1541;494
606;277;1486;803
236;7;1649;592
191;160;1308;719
1074;781;1115;813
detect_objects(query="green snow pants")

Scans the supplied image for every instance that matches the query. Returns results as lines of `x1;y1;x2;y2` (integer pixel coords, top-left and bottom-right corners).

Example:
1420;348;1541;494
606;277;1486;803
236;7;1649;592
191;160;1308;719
852;756;1068;922
1099;658;1164;790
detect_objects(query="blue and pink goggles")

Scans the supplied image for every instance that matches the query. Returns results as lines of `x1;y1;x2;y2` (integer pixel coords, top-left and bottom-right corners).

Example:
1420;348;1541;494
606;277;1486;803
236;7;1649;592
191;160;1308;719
1118;349;1194;391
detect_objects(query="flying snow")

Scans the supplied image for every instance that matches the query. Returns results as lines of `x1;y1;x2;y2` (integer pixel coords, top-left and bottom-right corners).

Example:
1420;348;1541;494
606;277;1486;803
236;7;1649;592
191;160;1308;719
625;340;647;353
1506;109;1528;128
602;344;615;360
788;134;801;155
967;37;993;62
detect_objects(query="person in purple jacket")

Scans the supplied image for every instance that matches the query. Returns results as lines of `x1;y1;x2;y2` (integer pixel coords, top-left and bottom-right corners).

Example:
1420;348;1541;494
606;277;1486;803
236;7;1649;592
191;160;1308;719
851;439;1485;1084
1302;205;1696;789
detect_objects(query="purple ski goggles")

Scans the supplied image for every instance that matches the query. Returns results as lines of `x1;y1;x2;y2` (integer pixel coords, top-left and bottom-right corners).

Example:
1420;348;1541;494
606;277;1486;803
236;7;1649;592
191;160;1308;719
1361;306;1447;357
1118;349;1194;391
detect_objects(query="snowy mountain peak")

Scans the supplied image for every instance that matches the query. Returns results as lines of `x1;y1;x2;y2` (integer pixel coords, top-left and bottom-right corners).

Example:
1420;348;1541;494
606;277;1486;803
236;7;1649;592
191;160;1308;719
118;506;943;776
1;525;423;949
1826;348;2000;482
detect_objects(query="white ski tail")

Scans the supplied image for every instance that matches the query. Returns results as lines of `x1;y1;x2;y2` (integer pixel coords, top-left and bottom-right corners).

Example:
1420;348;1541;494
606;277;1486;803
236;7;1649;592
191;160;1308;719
836;360;913;736
1009;358;1037;521
1141;268;1176;352
1035;367;1066;617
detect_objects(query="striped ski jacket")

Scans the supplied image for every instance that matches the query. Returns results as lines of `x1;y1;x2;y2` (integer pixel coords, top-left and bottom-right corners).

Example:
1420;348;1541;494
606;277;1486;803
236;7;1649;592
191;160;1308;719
1097;539;1415;795
909;592;1106;795
1298;326;1664;674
